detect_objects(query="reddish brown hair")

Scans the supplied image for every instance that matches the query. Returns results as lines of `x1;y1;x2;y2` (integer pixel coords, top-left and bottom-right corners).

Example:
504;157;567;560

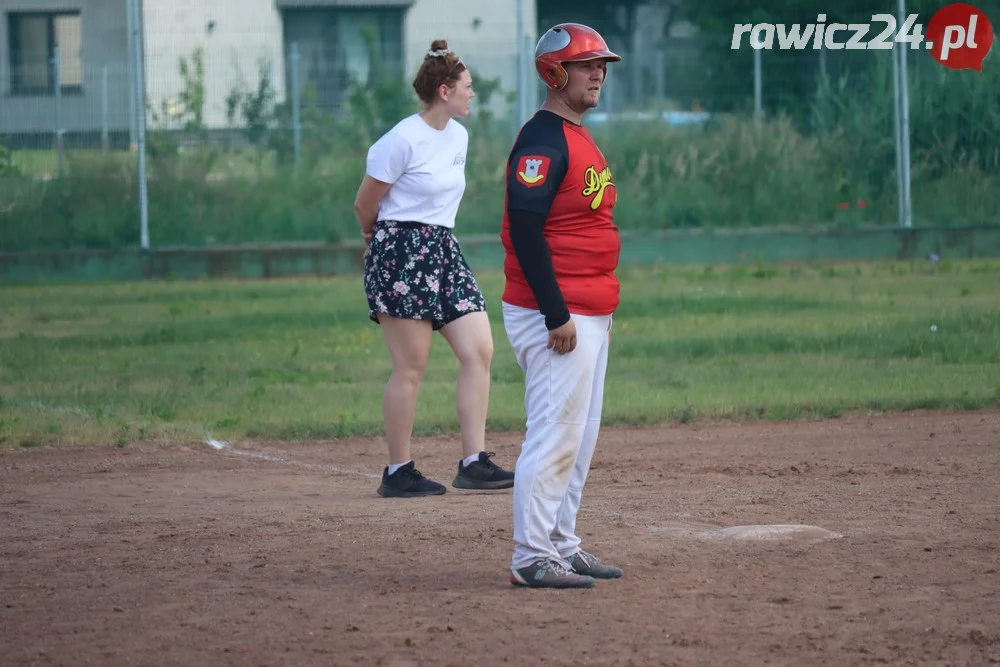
412;39;467;105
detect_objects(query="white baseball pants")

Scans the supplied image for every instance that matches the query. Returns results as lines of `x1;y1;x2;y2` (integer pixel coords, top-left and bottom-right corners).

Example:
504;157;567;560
502;301;612;571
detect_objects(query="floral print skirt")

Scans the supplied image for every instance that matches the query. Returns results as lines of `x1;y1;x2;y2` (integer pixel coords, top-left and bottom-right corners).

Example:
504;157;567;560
363;220;487;331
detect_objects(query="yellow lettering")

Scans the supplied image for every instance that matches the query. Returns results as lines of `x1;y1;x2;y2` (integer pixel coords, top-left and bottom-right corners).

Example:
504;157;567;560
581;165;615;210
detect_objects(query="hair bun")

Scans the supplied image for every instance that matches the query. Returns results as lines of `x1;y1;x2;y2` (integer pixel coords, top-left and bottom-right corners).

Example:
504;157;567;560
430;39;448;51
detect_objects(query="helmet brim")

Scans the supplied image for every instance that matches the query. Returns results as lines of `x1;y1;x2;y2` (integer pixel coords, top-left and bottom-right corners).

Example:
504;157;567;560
562;49;621;63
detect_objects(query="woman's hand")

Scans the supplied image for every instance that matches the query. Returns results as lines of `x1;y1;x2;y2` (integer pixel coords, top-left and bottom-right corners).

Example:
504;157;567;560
354;175;393;241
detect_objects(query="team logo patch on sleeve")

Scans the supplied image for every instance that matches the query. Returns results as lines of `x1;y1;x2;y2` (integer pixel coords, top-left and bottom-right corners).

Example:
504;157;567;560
515;155;551;188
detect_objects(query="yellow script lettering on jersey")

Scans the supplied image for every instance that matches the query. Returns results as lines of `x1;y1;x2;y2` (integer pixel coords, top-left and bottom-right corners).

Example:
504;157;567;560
581;165;615;211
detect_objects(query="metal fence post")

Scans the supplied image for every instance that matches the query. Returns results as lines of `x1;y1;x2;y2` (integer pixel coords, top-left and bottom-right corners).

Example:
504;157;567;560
127;7;137;152
522;34;534;118
655;48;665;110
516;0;527;131
53;44;65;176
753;48;763;123
604;61;614;115
130;0;149;249
897;0;913;228
101;65;109;153
291;42;301;173
631;46;642;111
892;43;905;228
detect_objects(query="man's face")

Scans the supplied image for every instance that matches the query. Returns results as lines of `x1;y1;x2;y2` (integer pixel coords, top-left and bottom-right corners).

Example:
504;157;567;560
563;59;607;109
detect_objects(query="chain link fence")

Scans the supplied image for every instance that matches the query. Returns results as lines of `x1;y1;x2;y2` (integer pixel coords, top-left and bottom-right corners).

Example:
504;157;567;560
2;9;998;253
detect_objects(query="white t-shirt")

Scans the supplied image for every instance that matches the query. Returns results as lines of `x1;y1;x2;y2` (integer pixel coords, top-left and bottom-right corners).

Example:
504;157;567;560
365;114;468;229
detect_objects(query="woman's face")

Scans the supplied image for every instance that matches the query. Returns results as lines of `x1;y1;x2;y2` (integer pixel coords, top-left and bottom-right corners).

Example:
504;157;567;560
441;69;475;117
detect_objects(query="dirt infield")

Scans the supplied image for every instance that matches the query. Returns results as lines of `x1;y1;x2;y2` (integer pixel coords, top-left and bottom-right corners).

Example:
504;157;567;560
2;411;999;666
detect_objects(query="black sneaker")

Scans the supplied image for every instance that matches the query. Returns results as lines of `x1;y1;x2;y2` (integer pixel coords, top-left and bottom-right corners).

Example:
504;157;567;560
452;452;515;490
377;462;446;498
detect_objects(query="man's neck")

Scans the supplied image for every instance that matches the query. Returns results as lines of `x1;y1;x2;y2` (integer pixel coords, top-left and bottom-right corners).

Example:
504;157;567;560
540;97;583;126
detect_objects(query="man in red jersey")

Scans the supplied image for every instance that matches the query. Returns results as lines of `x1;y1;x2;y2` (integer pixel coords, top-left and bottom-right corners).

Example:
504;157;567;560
501;23;625;589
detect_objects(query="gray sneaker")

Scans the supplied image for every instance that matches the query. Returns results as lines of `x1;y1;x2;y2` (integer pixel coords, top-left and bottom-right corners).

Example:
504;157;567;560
510;558;597;589
567;550;623;579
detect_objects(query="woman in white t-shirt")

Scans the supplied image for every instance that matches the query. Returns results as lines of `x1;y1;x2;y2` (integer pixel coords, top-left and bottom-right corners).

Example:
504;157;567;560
354;40;515;499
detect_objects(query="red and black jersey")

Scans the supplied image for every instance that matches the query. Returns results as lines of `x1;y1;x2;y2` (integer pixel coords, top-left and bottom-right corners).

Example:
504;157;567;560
500;110;621;329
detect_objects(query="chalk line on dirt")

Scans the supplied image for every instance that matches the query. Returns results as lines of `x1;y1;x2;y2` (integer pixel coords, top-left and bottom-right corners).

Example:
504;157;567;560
9;398;377;480
205;439;380;479
648;522;843;544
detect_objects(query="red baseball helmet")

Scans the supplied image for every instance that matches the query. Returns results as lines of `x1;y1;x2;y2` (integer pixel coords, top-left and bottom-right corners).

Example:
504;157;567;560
535;23;621;90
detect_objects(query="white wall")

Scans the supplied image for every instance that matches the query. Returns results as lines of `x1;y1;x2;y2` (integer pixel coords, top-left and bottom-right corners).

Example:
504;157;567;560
404;0;537;118
1;0;537;134
143;0;534;128
142;0;285;130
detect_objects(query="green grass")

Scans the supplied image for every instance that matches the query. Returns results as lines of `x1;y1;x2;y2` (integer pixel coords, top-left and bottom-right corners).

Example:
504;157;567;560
1;259;999;448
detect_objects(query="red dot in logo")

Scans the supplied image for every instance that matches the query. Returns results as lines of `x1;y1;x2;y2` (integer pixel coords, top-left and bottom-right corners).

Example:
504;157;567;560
926;3;994;71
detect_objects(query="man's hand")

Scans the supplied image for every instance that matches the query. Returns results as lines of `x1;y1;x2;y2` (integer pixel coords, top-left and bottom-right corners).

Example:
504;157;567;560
547;318;577;354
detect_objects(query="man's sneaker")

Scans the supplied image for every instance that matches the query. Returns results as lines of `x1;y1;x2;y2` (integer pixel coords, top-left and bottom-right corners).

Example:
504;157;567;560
510;558;597;589
567;550;623;579
452;452;515;490
377;462;446;498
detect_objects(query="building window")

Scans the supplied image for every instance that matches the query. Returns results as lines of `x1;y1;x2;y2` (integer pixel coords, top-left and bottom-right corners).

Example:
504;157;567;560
7;11;83;95
281;8;404;112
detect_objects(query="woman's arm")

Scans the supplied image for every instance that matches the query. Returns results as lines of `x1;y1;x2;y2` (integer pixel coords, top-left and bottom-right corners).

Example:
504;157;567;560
354;175;393;242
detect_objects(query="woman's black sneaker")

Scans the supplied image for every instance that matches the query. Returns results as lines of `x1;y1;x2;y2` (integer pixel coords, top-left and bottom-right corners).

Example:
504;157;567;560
452;452;516;490
377;462;447;498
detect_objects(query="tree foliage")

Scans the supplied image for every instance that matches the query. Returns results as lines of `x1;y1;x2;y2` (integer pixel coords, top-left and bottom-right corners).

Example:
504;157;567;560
683;0;879;34
538;0;1000;122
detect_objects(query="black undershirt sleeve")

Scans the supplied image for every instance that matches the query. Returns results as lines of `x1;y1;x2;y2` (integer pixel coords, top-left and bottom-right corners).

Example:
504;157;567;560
505;123;571;330
507;209;570;330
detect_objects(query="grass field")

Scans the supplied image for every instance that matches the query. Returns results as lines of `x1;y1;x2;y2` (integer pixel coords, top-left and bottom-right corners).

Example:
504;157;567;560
1;258;999;449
